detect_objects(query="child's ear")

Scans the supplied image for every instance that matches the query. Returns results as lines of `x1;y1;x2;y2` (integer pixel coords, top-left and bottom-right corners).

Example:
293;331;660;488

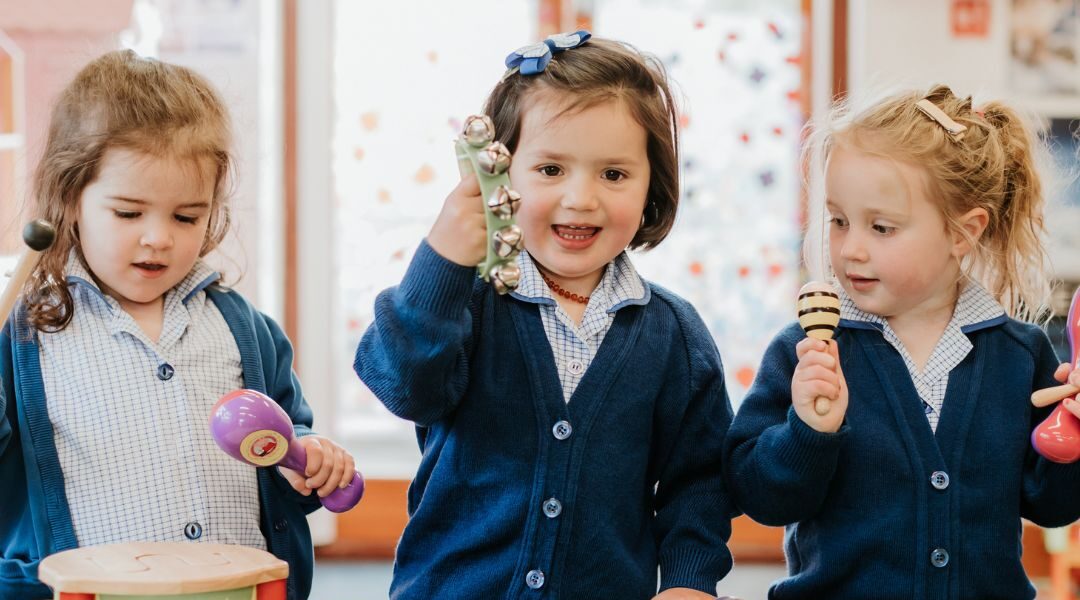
951;207;989;257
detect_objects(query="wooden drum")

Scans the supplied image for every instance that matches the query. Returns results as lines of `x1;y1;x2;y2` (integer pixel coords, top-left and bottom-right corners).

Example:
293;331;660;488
39;542;288;600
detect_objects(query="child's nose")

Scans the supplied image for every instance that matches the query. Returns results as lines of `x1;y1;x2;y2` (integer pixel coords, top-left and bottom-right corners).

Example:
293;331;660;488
839;231;867;261
560;177;599;211
141;223;174;250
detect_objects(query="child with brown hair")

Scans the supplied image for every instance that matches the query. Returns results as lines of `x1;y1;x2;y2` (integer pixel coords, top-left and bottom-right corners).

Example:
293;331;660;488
725;84;1080;599
355;31;737;599
0;50;354;600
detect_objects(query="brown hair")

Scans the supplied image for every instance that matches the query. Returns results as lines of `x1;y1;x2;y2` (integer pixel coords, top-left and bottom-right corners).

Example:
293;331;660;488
803;84;1053;322
25;49;234;332
482;37;680;251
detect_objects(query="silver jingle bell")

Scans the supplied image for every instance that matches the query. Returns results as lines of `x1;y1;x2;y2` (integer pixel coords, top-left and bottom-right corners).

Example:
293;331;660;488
462;115;495;147
492;224;524;258
487;186;521;219
477;142;512;175
491;263;521;294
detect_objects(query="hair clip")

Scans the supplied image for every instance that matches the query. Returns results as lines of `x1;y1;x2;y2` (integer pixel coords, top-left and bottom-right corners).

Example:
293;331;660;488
504;30;592;77
915;98;967;142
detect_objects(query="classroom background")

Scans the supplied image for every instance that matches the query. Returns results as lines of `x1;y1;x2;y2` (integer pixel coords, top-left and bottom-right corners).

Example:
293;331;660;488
1;0;1079;597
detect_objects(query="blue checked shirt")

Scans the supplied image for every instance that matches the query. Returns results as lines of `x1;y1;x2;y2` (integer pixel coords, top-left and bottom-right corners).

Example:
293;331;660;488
839;281;1005;432
512;251;649;402
38;255;265;549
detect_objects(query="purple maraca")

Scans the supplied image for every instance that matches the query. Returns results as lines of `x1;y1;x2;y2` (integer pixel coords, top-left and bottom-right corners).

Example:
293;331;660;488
209;389;364;512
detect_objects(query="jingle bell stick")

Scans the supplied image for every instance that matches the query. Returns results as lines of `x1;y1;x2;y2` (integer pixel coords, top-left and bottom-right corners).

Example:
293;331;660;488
454;115;524;294
0;219;56;325
797;282;841;416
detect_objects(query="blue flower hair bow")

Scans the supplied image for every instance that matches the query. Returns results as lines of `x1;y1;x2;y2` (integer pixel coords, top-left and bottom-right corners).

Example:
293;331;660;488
504;30;592;76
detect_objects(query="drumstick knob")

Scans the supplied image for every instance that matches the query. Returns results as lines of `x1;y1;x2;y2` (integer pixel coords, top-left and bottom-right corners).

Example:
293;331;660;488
23;219;56;251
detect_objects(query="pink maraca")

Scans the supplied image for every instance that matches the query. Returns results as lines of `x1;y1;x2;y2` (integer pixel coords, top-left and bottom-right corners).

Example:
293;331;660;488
210;389;364;512
1031;286;1080;463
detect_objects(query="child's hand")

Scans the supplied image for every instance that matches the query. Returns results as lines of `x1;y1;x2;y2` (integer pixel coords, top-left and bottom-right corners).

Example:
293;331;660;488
652;588;721;599
1055;362;1080;419
792;337;847;433
427;173;487;267
278;436;356;498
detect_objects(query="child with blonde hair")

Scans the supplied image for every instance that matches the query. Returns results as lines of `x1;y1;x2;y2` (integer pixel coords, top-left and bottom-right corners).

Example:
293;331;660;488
0;50;354;600
725;85;1080;599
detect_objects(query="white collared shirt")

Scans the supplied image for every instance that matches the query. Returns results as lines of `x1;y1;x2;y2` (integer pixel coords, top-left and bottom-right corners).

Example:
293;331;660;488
39;255;265;548
839;281;1006;432
512;251;649;403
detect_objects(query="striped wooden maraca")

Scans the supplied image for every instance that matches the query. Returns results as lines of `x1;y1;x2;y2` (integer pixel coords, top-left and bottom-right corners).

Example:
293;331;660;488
797;281;841;416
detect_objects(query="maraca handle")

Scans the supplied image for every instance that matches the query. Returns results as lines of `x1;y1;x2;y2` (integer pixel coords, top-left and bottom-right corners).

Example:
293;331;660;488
814;396;831;416
1032;383;1080;408
279;440;365;513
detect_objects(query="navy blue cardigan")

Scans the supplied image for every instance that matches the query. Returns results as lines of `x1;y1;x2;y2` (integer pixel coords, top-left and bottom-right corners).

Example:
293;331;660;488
355;241;736;599
0;287;322;600
725;319;1080;600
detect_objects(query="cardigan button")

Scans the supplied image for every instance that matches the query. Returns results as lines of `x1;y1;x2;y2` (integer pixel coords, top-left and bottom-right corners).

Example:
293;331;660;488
543;498;562;518
184;522;203;540
930;548;949;568
156;363;175;381
525;569;545;589
552;421;572;440
930;471;950;490
274;518;288;532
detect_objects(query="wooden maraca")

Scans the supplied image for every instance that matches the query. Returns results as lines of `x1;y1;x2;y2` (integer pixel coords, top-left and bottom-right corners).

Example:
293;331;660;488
210;389;364;512
797;281;842;416
1031;285;1080;463
0;219;56;324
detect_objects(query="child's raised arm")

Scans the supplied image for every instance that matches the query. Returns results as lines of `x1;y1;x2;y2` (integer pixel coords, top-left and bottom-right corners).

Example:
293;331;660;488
724;324;848;526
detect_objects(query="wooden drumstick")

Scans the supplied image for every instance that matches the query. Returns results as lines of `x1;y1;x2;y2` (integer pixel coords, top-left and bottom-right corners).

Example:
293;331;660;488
797;282;841;416
1032;285;1080;408
0;220;56;325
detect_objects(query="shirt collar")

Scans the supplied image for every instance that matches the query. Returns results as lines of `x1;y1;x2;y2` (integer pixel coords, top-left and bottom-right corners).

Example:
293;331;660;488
511;250;649;313
65;251;221;314
838;279;1007;334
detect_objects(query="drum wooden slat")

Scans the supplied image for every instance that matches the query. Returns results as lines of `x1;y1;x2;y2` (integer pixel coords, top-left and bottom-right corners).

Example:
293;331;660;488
39;542;288;596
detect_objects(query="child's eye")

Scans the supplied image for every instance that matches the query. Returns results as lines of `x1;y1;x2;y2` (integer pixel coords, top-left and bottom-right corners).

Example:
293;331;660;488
602;169;626;182
829;216;848;228
872;223;896;235
539;165;562;177
114;210;140;219
175;214;200;225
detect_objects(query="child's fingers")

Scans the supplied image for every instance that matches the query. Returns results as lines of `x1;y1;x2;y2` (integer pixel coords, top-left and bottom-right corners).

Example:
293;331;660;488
453;172;481;199
307;442;337;492
341;452;356;490
795;337;828;359
303;437;324;478
802;380;840;402
278;466;312;496
1063;396;1080;419
796;364;840;389
1054;362;1072;384
797;348;836;371
318;448;348;498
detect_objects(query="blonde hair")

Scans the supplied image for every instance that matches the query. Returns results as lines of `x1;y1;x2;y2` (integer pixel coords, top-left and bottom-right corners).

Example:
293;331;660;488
803;84;1053;322
26;50;234;332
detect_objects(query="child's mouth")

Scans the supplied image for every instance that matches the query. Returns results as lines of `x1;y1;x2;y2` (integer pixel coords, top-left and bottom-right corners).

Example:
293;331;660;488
134;262;167;277
552;224;600;241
